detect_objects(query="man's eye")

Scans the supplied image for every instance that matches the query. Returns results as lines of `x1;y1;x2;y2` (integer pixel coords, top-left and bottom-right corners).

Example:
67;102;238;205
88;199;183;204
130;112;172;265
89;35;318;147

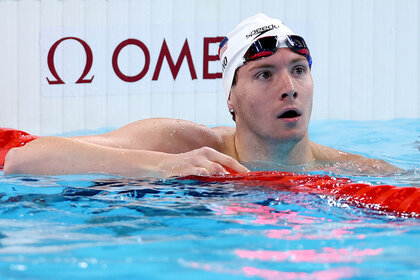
256;71;272;79
293;66;306;75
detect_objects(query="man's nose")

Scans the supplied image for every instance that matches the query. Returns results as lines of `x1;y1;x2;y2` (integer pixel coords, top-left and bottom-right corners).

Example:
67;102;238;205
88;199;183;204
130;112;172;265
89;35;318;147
277;71;297;100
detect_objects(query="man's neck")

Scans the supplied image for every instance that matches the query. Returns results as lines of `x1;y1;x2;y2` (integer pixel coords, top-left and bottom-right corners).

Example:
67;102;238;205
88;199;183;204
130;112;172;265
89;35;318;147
234;131;314;166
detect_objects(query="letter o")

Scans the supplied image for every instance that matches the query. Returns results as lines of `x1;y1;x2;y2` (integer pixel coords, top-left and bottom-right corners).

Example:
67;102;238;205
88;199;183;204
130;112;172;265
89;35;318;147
112;39;150;82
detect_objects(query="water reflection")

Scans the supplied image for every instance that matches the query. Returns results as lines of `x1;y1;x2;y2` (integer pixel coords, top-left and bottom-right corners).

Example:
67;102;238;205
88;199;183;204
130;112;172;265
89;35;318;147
0;175;418;279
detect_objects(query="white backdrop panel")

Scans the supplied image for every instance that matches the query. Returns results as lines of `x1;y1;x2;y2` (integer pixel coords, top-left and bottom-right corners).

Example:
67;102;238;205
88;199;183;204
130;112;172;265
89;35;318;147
0;0;418;135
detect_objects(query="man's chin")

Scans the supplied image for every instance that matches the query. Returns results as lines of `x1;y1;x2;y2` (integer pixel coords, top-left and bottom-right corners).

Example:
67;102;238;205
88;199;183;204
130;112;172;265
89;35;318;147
266;131;307;145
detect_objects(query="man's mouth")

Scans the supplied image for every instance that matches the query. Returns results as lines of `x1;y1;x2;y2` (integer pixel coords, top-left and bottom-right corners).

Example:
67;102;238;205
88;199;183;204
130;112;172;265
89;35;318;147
277;109;302;119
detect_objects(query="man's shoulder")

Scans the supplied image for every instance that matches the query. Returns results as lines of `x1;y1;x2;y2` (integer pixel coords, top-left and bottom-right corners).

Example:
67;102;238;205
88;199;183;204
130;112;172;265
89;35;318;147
310;141;401;173
211;126;236;137
134;118;234;141
115;118;235;153
310;141;361;162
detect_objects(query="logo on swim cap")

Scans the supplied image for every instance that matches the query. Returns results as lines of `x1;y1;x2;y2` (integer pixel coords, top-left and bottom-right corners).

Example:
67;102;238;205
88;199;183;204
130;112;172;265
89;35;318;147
219;37;229;58
221;57;228;72
219;37;229;72
246;24;280;39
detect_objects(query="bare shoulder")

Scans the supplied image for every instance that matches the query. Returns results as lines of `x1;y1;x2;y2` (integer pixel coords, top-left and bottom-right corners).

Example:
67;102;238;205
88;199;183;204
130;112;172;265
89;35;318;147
211;126;236;139
75;118;228;154
310;141;402;174
211;126;237;158
310;142;360;161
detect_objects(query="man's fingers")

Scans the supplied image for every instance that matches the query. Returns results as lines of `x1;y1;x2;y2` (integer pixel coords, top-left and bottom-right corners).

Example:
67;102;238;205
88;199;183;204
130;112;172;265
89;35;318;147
221;157;249;174
200;147;249;174
169;147;249;177
192;167;211;176
207;162;229;175
212;154;249;174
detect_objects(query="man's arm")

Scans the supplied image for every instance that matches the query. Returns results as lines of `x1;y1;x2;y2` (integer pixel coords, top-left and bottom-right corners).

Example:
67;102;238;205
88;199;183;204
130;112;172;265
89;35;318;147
4;118;248;177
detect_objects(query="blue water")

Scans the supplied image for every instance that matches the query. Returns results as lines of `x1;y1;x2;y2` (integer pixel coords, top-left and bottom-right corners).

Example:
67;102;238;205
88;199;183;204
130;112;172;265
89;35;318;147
0;119;419;280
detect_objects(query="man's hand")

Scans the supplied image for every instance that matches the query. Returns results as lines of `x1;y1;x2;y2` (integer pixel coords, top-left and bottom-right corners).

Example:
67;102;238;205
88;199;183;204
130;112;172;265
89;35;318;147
157;147;249;177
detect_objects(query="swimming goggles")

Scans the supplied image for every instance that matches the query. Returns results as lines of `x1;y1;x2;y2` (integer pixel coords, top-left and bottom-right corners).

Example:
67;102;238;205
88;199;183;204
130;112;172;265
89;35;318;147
243;35;312;67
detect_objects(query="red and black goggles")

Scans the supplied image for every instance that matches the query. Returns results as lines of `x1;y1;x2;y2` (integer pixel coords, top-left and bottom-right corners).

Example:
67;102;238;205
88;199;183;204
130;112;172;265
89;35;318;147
243;35;312;67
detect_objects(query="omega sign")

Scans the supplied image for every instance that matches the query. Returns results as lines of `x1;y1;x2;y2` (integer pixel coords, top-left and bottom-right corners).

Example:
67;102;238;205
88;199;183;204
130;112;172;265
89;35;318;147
45;36;224;85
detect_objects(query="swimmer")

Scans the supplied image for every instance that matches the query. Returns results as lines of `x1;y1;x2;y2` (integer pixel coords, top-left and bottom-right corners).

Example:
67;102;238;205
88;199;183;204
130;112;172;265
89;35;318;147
4;14;401;177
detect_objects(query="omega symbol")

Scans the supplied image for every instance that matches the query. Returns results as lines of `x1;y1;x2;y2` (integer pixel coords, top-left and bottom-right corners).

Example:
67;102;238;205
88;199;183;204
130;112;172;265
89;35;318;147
46;37;94;84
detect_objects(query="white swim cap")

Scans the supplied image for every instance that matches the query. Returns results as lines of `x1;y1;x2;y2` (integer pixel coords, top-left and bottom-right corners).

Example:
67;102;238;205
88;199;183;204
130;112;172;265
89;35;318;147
219;14;295;100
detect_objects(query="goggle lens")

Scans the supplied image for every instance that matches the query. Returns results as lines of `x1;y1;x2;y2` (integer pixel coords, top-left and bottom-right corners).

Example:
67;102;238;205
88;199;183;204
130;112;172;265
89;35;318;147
244;35;312;67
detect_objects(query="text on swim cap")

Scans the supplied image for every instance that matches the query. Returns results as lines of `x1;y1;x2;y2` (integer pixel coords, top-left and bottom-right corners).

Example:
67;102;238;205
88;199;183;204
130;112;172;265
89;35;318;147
246;24;280;39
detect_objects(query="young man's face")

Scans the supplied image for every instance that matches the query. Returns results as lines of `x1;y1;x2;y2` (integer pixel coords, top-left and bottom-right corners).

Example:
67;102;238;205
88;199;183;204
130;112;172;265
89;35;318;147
228;48;314;143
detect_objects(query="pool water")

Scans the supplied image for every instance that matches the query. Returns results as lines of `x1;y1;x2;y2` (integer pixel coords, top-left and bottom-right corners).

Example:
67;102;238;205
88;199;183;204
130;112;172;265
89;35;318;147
0;119;419;280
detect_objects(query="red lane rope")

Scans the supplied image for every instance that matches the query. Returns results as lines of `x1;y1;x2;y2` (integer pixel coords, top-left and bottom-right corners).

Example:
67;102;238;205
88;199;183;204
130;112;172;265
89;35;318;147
1;128;418;216
182;171;420;216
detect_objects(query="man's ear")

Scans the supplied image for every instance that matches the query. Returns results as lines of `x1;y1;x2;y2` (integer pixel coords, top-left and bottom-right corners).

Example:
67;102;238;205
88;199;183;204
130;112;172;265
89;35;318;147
227;97;233;111
227;91;234;110
227;94;236;121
